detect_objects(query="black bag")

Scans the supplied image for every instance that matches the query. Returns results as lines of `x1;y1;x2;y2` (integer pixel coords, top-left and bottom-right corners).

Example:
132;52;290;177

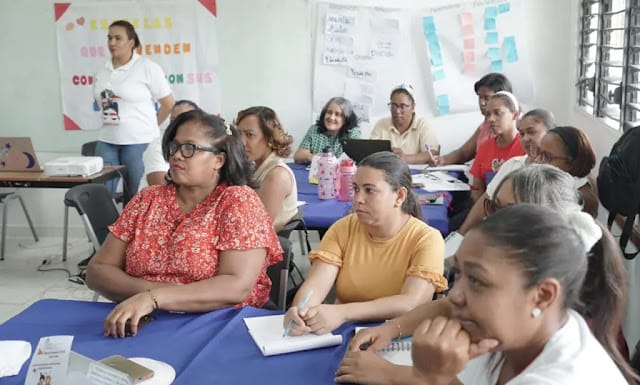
597;126;640;259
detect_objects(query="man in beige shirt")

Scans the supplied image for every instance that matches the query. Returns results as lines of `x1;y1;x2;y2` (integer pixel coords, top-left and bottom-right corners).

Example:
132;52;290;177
370;84;439;164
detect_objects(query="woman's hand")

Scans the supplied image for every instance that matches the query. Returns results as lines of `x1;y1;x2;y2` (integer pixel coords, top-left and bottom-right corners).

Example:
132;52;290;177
103;291;155;338
336;350;403;385
411;317;498;385
283;305;311;336
349;322;397;352
300;304;346;335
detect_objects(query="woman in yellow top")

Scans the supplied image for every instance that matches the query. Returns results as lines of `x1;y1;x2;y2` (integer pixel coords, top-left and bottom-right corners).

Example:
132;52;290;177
283;151;447;335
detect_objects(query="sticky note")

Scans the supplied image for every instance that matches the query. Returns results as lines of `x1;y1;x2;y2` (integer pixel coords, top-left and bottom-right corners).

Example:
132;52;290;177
491;59;503;72
486;32;499;44
464;62;476;74
487;47;501;60
423;16;436;34
464;39;475;50
463;51;475;63
485;6;498;18
427;36;443;66
437;95;450;116
502;36;519;62
462;24;474;36
484;17;496;30
432;69;445;82
459;12;473;26
499;3;510;13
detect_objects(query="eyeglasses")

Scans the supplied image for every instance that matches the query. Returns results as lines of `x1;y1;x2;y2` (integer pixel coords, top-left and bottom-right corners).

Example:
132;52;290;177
536;150;570;164
168;141;222;158
484;197;507;216
387;102;412;111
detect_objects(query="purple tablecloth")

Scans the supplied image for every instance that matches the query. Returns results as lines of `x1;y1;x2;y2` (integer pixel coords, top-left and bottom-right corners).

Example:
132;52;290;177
289;163;450;235
0;299;358;385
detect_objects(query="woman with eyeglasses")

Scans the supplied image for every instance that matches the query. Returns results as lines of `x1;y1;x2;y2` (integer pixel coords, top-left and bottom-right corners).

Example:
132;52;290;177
338;166;635;384
236;106;298;232
87;110;283;337
370;84;439;164
294;97;360;164
456;109;554;236
536;126;598;217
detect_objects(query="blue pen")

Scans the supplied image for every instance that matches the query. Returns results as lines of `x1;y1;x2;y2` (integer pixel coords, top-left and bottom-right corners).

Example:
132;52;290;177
424;144;434;159
283;290;314;337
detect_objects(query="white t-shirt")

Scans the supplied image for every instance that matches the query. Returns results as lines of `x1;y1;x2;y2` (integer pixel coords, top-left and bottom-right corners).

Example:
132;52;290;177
139;134;168;190
93;53;172;144
457;310;627;384
485;155;528;197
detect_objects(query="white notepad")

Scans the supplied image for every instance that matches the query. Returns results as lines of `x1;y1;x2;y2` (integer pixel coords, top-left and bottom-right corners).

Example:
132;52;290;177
355;327;412;366
243;315;343;356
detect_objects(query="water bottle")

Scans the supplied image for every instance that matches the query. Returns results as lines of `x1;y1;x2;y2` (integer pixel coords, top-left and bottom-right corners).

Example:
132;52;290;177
317;147;338;199
337;159;356;201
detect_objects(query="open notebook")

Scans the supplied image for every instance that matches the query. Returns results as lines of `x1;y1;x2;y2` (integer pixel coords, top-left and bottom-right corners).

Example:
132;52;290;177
355;327;413;366
244;315;343;356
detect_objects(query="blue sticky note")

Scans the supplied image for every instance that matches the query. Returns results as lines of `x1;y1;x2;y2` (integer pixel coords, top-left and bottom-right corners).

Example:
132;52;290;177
427;37;443;66
502;36;519;62
485;6;498;18
499;3;510;13
432;69;445;82
486;32;498;44
491;59;503;72
484;17;496;30
437;95;450;116
487;47;500;60
423;16;436;34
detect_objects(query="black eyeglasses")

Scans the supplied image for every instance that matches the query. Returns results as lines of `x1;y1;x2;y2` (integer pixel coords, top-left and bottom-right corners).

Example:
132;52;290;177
168;141;222;158
536;150;570;164
387;102;412;111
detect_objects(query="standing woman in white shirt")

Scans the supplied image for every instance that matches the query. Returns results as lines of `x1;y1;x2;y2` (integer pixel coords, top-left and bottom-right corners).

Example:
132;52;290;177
93;20;174;204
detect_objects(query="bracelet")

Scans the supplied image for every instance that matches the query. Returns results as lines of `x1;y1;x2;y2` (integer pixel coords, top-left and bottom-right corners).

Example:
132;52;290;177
147;289;159;310
385;319;402;339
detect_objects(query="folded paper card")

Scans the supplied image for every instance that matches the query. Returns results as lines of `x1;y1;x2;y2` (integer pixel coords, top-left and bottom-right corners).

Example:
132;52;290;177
244;315;343;356
0;340;31;377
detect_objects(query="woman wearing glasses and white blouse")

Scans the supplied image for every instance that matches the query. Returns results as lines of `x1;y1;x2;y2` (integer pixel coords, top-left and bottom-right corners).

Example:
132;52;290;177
87;110;283;338
370;84;439;165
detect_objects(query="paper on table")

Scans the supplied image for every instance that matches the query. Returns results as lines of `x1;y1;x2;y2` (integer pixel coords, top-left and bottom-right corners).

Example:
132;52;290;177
445;231;465;257
408;164;470;172
297;201;307;207
354;327;412;365
0;340;31;377
411;172;470;192
244;315;343;356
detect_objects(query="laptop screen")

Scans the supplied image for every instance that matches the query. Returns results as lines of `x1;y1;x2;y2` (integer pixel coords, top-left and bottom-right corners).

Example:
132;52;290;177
341;139;392;164
0;137;41;172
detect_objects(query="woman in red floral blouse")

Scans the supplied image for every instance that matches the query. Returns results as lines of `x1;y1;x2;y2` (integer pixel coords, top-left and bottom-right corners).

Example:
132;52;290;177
87;110;283;338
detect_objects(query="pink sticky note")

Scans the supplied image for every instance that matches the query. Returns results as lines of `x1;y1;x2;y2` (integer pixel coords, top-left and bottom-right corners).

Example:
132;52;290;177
463;51;475;63
464;63;476;74
460;12;473;26
464;39;475;50
462;24;474;36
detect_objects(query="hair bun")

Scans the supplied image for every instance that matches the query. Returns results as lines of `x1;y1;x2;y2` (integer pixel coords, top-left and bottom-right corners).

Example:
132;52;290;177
567;211;602;250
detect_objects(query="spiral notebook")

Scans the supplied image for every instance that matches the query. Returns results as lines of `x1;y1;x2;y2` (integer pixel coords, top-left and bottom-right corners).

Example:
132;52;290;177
355;327;413;366
244;315;343;356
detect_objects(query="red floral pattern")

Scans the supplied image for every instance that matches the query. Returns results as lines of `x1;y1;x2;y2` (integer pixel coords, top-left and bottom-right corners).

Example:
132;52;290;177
109;183;283;307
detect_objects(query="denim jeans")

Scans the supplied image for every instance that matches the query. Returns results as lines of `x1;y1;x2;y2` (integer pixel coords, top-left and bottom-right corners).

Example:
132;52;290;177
95;141;149;205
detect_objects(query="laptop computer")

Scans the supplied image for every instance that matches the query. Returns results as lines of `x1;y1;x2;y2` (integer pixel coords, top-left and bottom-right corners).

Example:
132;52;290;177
0;137;42;172
341;139;392;163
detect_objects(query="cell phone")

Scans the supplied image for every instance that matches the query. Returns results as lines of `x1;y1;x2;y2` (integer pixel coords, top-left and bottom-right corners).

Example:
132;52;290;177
99;355;154;384
124;314;155;337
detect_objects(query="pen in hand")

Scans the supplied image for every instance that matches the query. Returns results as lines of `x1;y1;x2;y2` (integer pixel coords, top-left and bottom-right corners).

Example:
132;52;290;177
283;290;314;338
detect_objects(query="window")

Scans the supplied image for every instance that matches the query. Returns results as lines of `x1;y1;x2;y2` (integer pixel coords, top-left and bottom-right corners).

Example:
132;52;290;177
577;0;640;130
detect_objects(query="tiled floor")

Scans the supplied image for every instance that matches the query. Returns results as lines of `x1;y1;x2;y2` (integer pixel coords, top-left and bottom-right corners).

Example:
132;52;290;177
0;232;317;325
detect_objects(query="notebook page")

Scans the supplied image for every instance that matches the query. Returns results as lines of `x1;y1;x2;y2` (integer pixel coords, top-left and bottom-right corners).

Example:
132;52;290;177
354;327;413;366
244;315;343;356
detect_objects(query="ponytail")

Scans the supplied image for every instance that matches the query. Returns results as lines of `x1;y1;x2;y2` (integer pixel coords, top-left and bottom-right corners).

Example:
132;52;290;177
403;190;423;221
577;224;638;383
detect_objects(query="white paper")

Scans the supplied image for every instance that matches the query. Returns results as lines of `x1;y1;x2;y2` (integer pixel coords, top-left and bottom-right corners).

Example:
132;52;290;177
354;327;412;365
408;164;470;173
445;231;464;257
24;335;74;385
244;315;343;356
0;340;31;377
412;172;470;192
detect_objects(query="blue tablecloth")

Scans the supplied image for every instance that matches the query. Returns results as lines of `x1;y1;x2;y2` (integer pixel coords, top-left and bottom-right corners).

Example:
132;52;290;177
289;163;450;235
0;299;357;385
